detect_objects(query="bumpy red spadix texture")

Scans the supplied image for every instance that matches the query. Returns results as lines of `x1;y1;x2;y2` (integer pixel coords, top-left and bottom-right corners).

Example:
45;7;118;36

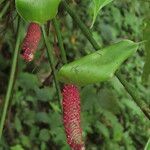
21;22;41;62
62;84;85;150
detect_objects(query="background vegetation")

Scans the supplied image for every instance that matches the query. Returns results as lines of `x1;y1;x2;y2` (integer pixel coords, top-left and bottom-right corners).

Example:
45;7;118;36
0;0;150;149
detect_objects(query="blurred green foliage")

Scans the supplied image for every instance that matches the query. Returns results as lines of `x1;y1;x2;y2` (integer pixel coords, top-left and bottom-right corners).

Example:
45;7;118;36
142;17;150;84
0;0;150;150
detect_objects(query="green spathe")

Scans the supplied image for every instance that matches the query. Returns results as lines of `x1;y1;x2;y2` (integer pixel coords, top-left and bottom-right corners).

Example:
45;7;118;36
15;0;61;24
58;40;139;85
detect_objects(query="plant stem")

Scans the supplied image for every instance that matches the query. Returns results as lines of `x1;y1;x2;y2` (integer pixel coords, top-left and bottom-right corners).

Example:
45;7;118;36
0;19;21;139
52;18;67;64
62;0;150;120
42;25;62;102
144;136;150;150
61;0;100;50
116;72;150;120
0;1;10;19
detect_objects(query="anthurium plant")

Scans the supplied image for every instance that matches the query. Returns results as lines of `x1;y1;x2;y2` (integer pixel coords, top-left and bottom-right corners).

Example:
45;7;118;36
0;0;150;150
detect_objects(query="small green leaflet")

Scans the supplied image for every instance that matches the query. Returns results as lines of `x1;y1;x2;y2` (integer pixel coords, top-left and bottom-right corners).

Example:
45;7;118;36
91;0;114;27
58;40;138;86
142;18;150;84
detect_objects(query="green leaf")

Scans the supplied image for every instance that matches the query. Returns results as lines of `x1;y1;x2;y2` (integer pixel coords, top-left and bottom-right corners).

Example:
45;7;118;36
15;0;61;24
97;88;120;114
91;0;114;27
36;112;50;124
11;145;24;150
17;73;41;90
122;98;142;115
14;116;22;132
35;87;54;102
22;109;36;126
81;85;98;111
103;111;123;142
142;18;150;84
39;129;50;142
20;135;31;148
95;121;110;139
41;142;47;150
58;40;138;85
51;127;66;144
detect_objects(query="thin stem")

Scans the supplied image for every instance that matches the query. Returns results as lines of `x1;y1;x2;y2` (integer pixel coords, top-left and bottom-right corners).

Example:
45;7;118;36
116;72;150;120
0;1;10;19
144;136;150;150
0;19;22;139
61;0;100;50
42;25;62;102
52;18;67;64
62;0;150;120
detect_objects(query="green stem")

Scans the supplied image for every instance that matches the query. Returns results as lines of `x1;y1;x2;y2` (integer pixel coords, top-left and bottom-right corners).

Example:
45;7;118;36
62;0;150;120
0;1;10;19
61;0;100;50
52;18;67;64
0;20;21;139
116;72;150;120
42;25;62;102
144;136;150;150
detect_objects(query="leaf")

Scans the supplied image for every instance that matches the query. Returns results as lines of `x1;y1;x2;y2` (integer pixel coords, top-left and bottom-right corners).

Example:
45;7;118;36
95;121;110;139
20;135;31;148
103;111;123;142
22;109;36;126
50;112;62;130
49;112;67;145
81;85;98;111
17;73;41;90
97;88;120;114
51;127;66;144
122;98;142;115
35;87;55;102
39;129;50;142
10;145;24;150
81;112;93;134
58;40;138;86
91;0;114;27
14;116;22;132
15;0;61;24
142;18;150;84
35;112;50;124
